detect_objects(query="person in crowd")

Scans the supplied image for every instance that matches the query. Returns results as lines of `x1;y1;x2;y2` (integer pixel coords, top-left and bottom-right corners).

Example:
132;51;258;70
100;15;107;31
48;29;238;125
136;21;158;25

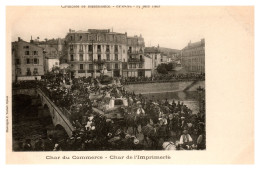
179;130;193;149
13;73;205;151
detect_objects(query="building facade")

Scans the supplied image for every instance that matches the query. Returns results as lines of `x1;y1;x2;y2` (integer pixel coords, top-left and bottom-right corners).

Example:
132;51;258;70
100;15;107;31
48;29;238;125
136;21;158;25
64;29;128;78
181;39;205;73
144;46;162;76
12;38;44;81
36;38;63;73
125;35;147;77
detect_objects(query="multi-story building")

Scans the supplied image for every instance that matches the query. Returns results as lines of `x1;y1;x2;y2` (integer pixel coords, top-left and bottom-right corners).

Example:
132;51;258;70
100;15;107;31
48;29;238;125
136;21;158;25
32;38;64;73
64;29;128;78
125;35;146;77
12;37;44;82
37;40;62;73
181;39;205;73
144;46;161;76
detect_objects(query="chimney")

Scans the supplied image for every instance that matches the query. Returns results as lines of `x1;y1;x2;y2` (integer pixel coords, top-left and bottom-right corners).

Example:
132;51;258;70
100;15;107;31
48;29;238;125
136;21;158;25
201;38;205;44
18;37;21;41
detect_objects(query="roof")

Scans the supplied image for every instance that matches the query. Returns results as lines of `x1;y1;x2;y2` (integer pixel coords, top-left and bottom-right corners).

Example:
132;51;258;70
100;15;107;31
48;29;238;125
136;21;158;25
37;38;65;45
69;29;125;35
13;39;44;50
182;39;205;50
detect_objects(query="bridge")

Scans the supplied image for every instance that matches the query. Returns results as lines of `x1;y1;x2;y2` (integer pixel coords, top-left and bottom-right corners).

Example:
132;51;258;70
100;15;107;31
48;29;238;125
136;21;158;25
13;88;75;137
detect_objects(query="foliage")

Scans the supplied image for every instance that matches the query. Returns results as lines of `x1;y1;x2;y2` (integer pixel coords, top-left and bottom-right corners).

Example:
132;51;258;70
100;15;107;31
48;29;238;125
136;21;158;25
156;63;174;74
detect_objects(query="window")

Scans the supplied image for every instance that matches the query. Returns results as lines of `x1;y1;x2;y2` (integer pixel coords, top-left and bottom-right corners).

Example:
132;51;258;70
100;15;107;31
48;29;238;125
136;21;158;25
114;45;118;52
133;64;136;68
97;45;101;52
80;64;84;70
79;35;82;40
115;54;118;61
129;64;132;69
123;49;125;54
115;63;118;69
26;58;30;64
106;45;109;52
15;59;20;65
80;54;83;61
34;58;39;64
106;54;110;61
70;36;73;40
139;63;143;68
26;68;31;76
25;51;29;55
155;55;157;60
16;68;21;75
70;45;73;51
88;45;93;52
70;54;74;61
23;46;29;49
98;54;101;61
106;63;111;71
128;47;132;53
33;68;38;75
89;55;93;61
89;64;93;70
122;63;127;69
79;45;83;51
33;51;38;55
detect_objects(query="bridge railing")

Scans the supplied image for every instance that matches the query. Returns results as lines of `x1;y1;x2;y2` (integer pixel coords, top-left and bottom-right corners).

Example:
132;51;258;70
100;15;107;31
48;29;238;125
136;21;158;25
37;88;75;129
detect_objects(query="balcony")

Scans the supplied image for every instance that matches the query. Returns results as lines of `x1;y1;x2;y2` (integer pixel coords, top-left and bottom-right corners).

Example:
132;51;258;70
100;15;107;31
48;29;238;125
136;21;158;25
78;70;86;73
93;59;106;64
128;58;144;63
127;50;139;54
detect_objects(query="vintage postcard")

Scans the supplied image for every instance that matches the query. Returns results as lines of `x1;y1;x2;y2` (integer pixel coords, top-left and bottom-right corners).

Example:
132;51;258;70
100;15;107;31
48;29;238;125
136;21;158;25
6;6;254;164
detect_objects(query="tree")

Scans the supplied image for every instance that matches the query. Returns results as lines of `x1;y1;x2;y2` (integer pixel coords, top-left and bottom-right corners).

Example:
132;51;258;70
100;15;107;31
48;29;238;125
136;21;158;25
156;64;168;74
165;63;173;71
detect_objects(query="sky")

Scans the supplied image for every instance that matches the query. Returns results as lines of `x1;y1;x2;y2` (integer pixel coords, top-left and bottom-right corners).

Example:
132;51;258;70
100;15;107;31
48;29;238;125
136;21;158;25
8;6;225;49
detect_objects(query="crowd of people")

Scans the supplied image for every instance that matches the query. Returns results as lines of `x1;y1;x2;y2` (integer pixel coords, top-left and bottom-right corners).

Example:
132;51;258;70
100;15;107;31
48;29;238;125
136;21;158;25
13;73;206;151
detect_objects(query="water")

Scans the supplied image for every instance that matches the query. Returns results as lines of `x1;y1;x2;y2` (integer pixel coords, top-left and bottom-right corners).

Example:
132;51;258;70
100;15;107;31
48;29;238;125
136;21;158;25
142;91;201;114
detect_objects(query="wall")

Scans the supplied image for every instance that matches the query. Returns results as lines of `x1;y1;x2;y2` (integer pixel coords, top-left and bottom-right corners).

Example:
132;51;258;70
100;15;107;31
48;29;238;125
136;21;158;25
47;58;59;72
124;80;205;94
13;40;44;79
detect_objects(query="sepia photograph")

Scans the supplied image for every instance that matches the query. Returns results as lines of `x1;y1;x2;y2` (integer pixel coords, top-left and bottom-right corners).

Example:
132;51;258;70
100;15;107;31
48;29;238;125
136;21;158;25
11;9;206;151
5;6;254;164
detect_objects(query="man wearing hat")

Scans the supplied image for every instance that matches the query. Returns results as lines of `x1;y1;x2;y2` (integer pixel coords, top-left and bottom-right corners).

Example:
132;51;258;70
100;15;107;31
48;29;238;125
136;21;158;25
179;130;193;149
